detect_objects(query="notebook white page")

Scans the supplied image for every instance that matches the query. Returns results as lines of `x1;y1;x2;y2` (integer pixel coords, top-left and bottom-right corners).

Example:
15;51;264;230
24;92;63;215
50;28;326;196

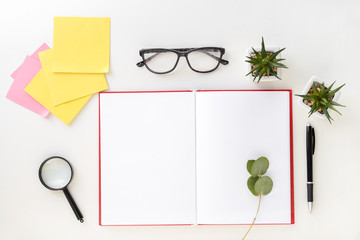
196;91;292;224
100;91;196;225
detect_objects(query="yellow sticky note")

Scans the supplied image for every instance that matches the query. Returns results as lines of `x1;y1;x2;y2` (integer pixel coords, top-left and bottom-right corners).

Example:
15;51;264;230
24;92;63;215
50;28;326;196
40;49;108;105
53;17;110;73
25;70;91;125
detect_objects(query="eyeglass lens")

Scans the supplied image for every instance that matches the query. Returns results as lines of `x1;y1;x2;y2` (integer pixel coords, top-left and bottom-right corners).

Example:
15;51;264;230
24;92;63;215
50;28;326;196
187;49;221;72
143;51;178;73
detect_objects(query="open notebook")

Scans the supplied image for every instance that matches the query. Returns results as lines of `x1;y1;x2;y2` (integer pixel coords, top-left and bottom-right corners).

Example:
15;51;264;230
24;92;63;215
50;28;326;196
99;90;294;226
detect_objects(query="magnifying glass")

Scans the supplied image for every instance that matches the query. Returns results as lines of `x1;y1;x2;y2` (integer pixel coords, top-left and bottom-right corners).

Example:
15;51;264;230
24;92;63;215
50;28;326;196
39;156;84;223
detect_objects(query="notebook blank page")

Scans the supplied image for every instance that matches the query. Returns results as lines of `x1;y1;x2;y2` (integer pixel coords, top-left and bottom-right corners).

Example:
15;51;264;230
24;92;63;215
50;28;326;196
196;91;291;224
100;92;196;225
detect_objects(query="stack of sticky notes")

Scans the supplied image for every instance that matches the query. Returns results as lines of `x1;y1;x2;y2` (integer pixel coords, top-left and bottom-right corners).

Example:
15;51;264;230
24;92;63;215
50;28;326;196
7;17;110;125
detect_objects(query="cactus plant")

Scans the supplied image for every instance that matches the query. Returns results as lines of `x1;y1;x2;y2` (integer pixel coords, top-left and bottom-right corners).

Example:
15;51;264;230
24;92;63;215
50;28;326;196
246;37;287;83
296;81;345;123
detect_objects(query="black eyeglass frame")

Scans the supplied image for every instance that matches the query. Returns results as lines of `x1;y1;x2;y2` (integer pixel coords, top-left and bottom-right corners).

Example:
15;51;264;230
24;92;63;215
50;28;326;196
136;47;229;74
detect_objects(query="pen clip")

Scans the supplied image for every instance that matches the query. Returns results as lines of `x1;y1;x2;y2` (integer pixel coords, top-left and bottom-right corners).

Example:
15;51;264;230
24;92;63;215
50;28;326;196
312;127;315;154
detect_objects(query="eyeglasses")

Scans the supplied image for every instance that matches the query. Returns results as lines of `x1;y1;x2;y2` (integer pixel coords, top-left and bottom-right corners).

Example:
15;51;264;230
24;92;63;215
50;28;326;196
136;47;229;74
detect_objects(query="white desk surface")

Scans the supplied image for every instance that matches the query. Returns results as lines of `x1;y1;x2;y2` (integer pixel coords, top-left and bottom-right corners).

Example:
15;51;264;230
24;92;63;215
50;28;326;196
1;0;359;239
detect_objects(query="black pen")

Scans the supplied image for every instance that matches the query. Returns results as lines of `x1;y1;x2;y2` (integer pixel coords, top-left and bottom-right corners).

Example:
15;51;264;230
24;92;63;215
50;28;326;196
306;124;315;213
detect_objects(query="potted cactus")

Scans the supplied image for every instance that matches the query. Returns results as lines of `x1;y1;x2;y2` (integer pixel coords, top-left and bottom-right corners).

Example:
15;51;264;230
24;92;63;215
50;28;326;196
296;76;345;123
246;37;287;83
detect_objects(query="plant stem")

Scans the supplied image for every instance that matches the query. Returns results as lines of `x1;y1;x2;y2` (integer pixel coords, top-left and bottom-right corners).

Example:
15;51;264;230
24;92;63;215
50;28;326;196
242;194;262;240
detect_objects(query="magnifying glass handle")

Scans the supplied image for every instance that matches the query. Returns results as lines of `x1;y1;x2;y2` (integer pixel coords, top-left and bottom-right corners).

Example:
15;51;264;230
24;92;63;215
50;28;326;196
63;188;84;223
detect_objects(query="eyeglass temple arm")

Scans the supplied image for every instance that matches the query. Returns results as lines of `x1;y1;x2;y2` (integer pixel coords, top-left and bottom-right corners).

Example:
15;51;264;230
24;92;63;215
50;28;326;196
200;51;229;65
173;48;228;65
136;52;161;67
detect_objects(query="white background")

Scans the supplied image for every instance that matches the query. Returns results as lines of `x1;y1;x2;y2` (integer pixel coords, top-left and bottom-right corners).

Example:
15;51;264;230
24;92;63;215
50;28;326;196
0;0;359;239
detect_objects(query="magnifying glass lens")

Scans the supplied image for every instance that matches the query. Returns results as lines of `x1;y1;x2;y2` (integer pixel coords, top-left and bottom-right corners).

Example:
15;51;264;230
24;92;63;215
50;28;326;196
40;157;72;189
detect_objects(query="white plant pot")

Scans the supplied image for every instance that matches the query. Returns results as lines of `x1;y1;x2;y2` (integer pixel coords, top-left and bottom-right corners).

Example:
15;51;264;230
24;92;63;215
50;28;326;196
246;47;282;82
297;76;341;120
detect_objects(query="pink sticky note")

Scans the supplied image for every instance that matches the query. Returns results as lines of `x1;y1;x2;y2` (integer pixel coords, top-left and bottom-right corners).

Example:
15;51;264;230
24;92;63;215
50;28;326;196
30;43;50;61
11;43;50;79
6;56;50;117
10;56;27;79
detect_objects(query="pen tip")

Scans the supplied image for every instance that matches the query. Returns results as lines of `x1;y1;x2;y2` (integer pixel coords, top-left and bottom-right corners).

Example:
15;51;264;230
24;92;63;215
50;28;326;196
308;202;313;214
